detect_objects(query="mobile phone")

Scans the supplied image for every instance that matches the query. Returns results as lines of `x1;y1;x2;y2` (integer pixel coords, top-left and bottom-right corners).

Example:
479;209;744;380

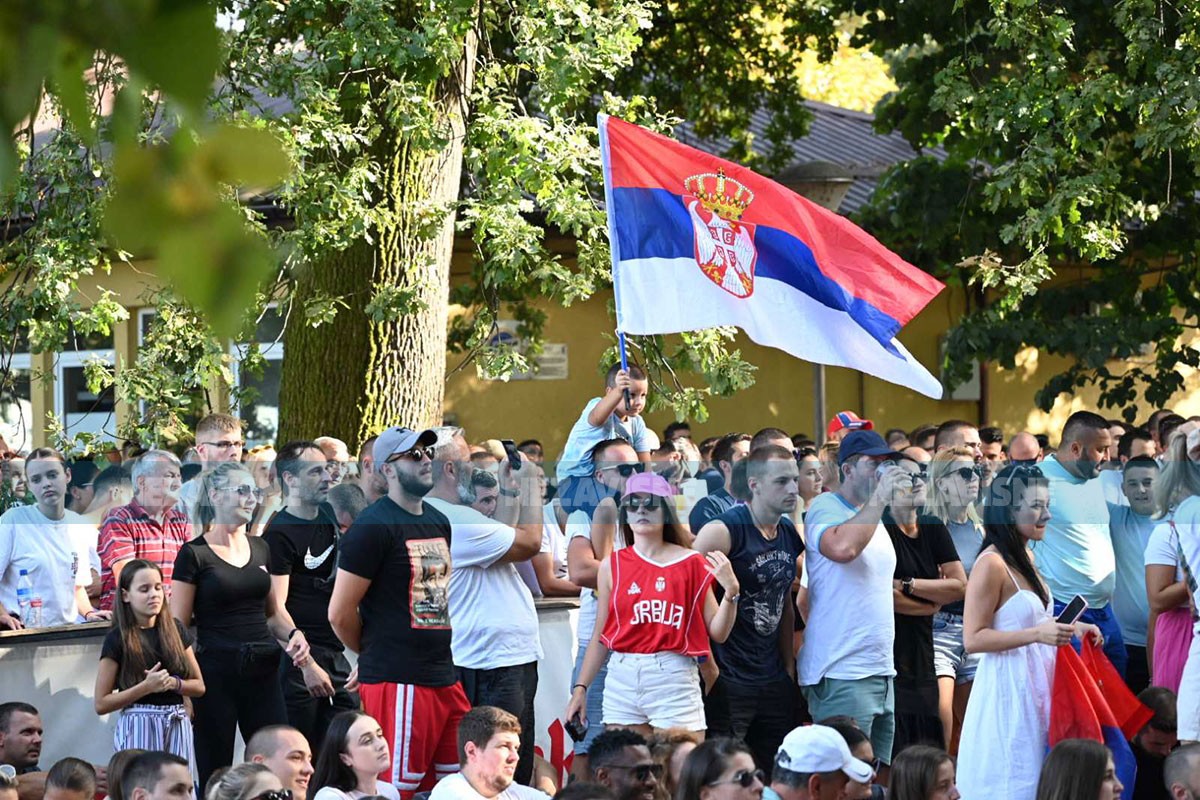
1056;594;1089;625
565;715;588;743
500;439;522;471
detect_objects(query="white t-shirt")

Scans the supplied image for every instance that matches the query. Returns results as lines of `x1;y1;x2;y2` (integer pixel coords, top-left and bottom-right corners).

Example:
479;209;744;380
312;781;401;800
0;505;90;626
566;508;624;642
1145;520;1184;581
798;491;897;685
430;773;549;800
72;522;101;575
426;498;543;670
540;503;570;581
1171;497;1200;625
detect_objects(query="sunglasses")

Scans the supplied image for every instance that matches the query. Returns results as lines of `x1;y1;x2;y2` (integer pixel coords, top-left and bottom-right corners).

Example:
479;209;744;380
948;465;983;481
708;769;766;789
607;763;664;782
251;792;292;800
228;484;265;501
386;446;435;464
621;496;663;511
794;447;818;460
601;463;646;478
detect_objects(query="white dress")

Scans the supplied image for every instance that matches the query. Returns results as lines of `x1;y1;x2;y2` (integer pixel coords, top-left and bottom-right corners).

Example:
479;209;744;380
956;553;1056;800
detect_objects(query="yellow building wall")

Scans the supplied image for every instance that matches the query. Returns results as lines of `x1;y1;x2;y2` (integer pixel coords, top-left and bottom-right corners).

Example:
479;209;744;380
20;256;1200;453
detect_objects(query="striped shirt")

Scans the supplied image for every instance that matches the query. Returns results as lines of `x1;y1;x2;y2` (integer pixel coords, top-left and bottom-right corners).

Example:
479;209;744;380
98;500;192;611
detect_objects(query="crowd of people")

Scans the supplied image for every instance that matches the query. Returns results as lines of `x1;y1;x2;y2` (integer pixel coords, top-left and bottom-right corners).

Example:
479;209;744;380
0;363;1199;800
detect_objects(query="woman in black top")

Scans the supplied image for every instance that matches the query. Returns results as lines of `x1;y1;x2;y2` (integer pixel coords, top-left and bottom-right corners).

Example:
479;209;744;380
881;456;966;758
172;462;311;788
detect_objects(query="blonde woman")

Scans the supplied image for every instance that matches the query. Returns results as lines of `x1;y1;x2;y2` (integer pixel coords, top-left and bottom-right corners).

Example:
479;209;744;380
1152;434;1200;743
171;462;311;788
245;445;282;536
923;446;985;752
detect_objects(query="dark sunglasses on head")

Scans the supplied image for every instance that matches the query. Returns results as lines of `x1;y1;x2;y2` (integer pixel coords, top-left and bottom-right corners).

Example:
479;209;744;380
794;447;818;460
387;446;435;464
621;495;663;511
708;769;766;789
252;791;292;800
608;763;664;782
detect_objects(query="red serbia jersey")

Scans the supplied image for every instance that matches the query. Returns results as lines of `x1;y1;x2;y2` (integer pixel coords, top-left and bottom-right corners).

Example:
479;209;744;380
600;547;715;656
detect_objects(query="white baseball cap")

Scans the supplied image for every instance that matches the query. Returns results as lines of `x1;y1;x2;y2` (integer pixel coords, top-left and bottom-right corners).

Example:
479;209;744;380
775;725;874;783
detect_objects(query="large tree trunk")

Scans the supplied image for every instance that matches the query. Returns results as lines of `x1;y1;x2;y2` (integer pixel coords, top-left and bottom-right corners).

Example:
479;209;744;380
277;36;476;446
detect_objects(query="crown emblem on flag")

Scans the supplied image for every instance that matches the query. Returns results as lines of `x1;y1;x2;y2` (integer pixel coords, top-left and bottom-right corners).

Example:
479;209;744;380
683;170;754;221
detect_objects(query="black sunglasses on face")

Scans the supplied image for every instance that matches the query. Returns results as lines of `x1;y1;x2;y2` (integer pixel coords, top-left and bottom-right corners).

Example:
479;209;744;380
387;446;435;464
252;791;292;800
708;769;766;789
601;463;646;478
621;496;662;511
951;465;983;481
607;763;664;782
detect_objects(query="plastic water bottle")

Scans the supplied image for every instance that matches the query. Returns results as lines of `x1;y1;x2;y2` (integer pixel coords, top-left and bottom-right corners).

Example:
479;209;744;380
16;569;32;623
28;598;43;628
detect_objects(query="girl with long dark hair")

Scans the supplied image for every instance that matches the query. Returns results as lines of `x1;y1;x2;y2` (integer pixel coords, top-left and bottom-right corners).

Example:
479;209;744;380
566;473;740;737
673;737;761;800
1035;739;1123;800
310;711;399;800
956;465;1102;800
94;559;204;772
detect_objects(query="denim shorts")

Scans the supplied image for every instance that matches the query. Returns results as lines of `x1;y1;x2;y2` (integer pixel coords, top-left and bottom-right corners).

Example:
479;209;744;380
933;612;980;684
603;651;705;731
801;675;895;765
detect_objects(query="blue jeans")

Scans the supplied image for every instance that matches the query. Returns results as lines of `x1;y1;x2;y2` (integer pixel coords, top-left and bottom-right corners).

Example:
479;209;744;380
1053;600;1127;677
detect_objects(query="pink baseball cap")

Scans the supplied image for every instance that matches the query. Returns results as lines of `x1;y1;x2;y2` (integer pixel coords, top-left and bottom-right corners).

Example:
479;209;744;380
621;472;674;499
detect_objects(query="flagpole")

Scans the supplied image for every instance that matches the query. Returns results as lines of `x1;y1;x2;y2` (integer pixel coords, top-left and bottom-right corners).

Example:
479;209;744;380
814;364;827;446
618;331;633;412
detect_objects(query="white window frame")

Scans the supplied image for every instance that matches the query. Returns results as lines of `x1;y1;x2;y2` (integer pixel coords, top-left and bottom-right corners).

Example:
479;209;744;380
0;350;34;452
54;347;117;443
229;303;285;446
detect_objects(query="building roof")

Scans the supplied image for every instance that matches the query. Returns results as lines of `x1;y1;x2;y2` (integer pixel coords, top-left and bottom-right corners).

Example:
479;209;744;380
676;100;947;215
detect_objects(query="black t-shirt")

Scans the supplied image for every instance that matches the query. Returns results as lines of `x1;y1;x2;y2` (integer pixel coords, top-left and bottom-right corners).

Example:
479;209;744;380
337;496;455;686
1132;741;1166;800
264;505;341;650
173;535;274;650
885;512;959;693
710;504;804;684
100;619;195;705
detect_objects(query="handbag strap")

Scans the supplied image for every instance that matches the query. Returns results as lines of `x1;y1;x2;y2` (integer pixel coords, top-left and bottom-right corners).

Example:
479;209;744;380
1167;518;1199;622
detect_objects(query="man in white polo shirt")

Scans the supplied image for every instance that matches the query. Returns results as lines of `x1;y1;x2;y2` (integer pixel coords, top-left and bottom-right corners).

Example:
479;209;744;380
799;430;907;770
0;448;109;628
1030;411;1125;673
426;427;544;787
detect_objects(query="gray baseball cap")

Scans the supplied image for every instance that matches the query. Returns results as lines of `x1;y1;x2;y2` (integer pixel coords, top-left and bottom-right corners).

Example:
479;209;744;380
373;426;438;470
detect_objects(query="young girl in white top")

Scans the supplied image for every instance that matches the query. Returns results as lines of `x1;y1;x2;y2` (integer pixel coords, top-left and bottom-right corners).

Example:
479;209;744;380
311;712;401;800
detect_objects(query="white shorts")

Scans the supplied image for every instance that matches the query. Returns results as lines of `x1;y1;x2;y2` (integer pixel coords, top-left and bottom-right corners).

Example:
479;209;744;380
602;651;705;731
1178;627;1200;741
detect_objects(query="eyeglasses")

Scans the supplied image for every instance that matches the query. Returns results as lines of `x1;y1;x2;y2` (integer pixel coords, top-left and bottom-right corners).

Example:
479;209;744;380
601;463;646;478
621;496;662;511
951;465;983;481
227;484;265;501
606;763;664;782
386;446;435;464
707;769;766;789
201;439;244;450
251;791;292;800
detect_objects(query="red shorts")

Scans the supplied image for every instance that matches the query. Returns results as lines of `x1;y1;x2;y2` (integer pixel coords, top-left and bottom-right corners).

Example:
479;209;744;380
359;681;471;800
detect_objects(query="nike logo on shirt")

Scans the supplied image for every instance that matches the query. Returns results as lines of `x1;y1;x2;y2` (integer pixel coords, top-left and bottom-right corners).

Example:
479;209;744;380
303;543;334;570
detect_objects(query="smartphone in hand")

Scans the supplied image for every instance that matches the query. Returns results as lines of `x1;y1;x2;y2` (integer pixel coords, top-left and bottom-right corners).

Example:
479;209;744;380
1056;594;1089;625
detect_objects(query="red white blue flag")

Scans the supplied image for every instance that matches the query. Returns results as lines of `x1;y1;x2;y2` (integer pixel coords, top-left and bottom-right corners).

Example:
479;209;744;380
598;114;945;397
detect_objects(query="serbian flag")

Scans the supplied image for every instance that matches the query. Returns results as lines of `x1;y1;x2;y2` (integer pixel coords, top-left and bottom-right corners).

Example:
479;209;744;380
1050;641;1152;800
598;114;946;397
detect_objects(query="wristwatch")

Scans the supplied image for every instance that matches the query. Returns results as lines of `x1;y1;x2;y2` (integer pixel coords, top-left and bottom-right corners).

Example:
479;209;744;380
901;578;915;597
499;488;520;498
726;592;741;604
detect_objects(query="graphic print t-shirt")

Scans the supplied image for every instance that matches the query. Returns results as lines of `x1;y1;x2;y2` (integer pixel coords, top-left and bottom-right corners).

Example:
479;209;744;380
338;496;455;686
264;505;341;650
710;504;804;684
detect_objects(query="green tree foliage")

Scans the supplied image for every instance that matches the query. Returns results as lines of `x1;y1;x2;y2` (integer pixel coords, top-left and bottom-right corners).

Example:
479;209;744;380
844;0;1200;418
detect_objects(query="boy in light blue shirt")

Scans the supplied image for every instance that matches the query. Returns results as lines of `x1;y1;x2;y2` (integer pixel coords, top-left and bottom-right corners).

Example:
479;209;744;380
555;364;652;515
1108;455;1159;693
